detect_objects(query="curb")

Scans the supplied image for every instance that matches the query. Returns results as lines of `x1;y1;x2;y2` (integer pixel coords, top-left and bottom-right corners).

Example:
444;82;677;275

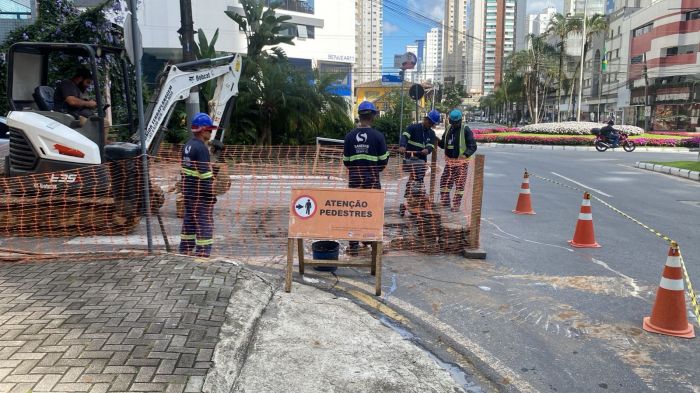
479;142;694;153
636;162;700;181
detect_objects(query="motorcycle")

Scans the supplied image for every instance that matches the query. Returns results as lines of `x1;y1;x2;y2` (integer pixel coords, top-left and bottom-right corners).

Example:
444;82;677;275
592;129;636;152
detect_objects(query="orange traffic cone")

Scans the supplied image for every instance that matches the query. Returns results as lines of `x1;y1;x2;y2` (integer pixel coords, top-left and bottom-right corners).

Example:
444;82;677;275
568;192;600;248
643;242;695;338
513;170;535;215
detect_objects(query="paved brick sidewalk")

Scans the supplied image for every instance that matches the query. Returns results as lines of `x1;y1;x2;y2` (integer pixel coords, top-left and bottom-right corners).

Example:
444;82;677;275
0;256;241;393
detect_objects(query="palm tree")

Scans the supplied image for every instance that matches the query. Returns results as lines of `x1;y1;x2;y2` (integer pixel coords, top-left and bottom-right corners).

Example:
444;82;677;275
507;34;558;124
547;13;581;121
567;13;608;119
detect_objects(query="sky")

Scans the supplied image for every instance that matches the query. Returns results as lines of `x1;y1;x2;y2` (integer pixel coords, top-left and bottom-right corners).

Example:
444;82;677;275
382;0;563;72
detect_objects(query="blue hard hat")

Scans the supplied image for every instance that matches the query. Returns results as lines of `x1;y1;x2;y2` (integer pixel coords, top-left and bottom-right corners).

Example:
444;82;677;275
191;112;216;131
358;101;378;115
449;109;463;123
426;109;440;124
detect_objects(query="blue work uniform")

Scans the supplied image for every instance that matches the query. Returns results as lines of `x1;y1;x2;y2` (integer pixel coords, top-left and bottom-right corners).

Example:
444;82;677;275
399;123;436;197
343;127;389;189
438;124;477;209
179;138;215;257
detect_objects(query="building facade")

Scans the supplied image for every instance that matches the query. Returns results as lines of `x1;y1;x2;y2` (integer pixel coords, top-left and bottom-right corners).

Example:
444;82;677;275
0;0;34;43
515;0;528;50
355;0;383;86
527;7;558;37
565;0;605;16
465;0;484;95
443;0;468;86
483;0;516;95
136;0;355;98
424;27;442;83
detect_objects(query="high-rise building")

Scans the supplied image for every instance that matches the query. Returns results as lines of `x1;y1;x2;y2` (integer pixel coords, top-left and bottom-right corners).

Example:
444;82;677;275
466;0;484;95
515;0;528;51
566;0;605;16
355;0;383;86
527;7;558;37
483;0;517;95
425;27;443;83
443;0;468;85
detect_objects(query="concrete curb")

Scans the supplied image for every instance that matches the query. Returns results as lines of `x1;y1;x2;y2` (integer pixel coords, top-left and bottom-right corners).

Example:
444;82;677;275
635;162;700;181
479;142;695;153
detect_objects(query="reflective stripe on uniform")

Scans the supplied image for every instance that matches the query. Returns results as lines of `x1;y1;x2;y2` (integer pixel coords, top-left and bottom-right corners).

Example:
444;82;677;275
344;153;387;162
180;234;196;240
456;190;465;195
402;132;411;138
408;140;425;148
440;188;450;192
426;143;435;149
182;167;214;179
196;238;214;246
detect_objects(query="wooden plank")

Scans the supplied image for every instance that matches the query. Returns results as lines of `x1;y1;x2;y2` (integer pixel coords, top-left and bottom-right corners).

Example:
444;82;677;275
468;155;485;249
285;238;294;293
375;242;383;296
297;238;305;275
370;241;377;276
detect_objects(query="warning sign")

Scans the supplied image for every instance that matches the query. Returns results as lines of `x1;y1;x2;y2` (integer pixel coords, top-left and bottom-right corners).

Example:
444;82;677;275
288;188;385;241
293;195;317;219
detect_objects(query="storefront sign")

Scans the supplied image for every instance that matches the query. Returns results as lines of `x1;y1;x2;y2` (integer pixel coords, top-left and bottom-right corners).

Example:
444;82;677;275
288;188;385;241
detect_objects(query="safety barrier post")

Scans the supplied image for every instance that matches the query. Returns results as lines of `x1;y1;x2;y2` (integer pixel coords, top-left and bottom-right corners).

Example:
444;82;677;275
466;154;485;257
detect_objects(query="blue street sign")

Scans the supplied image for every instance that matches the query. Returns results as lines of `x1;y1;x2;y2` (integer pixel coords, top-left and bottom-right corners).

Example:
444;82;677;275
382;75;402;84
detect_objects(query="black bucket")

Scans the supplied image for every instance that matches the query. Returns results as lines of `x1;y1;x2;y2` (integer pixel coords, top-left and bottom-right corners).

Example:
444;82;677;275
312;241;339;272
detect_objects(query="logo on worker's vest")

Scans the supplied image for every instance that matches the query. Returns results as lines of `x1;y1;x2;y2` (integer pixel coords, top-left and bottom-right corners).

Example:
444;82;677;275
356;132;368;143
293;195;317;219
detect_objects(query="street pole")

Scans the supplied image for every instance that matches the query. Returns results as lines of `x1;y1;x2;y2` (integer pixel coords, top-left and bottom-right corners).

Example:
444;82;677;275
399;70;406;143
128;0;153;253
576;0;588;122
179;0;199;130
643;52;650;131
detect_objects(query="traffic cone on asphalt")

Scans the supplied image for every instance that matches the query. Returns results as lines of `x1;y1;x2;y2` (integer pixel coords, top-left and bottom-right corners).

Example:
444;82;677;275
568;192;601;248
643;242;695;338
513;170;535;215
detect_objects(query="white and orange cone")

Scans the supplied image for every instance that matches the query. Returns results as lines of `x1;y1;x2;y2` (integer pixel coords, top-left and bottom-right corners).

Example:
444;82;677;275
643;242;695;338
568;192;601;248
513;170;535;215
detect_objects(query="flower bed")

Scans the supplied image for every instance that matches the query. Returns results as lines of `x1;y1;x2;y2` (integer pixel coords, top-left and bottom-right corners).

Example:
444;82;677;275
519;121;644;135
647;131;699;137
475;134;700;147
470;127;518;135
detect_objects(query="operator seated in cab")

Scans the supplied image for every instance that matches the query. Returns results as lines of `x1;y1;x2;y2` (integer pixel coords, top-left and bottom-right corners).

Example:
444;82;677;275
54;67;98;127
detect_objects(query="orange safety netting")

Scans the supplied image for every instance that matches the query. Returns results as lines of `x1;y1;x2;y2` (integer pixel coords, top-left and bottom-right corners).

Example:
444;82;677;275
0;145;484;261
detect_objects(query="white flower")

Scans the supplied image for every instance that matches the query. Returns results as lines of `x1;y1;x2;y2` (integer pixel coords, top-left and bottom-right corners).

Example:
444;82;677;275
520;122;644;135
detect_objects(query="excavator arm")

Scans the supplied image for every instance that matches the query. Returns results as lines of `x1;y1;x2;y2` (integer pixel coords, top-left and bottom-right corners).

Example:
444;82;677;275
135;54;243;155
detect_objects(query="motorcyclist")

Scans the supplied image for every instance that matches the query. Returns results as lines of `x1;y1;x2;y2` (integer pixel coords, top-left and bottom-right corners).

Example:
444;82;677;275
600;120;619;148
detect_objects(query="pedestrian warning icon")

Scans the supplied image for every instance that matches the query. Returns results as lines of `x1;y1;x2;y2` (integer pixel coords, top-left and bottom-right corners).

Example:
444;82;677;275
293;196;317;219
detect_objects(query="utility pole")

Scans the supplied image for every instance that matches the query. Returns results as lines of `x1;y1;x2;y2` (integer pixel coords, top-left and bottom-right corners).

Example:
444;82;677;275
399;70;406;143
179;0;199;129
576;0;588;121
643;52;650;131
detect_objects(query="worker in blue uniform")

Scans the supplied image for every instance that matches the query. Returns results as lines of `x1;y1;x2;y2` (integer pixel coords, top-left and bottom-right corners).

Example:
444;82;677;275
343;101;389;254
398;109;440;199
437;109;477;211
179;113;218;258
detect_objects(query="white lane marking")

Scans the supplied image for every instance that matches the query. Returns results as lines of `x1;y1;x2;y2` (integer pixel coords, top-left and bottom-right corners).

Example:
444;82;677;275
589;258;643;299
550;172;614;198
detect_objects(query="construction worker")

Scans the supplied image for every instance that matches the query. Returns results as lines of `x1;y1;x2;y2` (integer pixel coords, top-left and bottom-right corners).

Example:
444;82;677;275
179;113;218;258
343;101;389;254
398;109;440;199
438;109;477;211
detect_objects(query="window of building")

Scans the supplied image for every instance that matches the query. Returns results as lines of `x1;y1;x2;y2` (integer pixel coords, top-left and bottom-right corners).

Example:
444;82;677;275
630;55;643;64
663;45;696;56
633;23;653;37
266;0;314;14
615;49;620;58
617;26;621;36
685;10;700;20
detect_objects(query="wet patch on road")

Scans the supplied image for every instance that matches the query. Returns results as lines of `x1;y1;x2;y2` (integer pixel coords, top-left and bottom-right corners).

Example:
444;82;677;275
498;274;647;298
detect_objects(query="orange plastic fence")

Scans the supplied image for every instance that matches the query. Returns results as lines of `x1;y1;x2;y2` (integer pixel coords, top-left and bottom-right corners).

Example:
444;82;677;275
0;145;484;261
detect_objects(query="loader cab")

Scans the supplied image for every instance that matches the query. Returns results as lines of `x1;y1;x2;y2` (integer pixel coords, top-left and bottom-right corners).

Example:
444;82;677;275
5;42;137;175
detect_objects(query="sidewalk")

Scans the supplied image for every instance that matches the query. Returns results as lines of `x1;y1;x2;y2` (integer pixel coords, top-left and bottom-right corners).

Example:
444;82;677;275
0;256;462;393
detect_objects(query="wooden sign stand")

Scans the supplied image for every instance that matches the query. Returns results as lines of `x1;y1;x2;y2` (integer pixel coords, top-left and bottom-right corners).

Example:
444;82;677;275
285;238;383;296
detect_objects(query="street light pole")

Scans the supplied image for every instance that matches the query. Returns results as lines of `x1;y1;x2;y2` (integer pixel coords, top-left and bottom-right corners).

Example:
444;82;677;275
576;0;588;121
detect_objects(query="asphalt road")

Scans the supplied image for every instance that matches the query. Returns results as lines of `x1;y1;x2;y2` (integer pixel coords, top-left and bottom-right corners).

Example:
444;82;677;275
361;143;700;392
